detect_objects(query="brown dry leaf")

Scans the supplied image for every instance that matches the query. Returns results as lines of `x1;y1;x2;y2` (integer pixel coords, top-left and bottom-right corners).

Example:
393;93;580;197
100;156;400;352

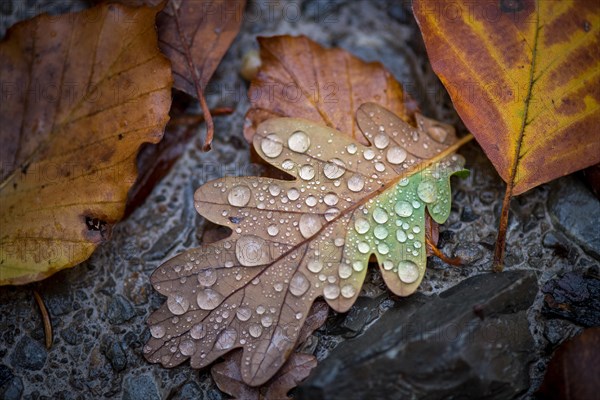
412;0;600;268
0;3;172;285
211;301;328;399
537;327;600;400
243;35;416;146
144;101;470;385
116;0;246;150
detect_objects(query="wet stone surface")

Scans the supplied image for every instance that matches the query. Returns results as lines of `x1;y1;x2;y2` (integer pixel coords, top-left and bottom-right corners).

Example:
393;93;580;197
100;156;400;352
1;1;599;399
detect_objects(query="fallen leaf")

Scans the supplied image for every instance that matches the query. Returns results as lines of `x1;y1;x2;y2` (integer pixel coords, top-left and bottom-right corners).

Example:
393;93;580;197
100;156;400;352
243;35;417;146
413;0;600;268
125;107;233;217
245;35;450;260
116;0;246;150
537;327;600;400
211;301;328;399
0;3;172;285
144;102;469;385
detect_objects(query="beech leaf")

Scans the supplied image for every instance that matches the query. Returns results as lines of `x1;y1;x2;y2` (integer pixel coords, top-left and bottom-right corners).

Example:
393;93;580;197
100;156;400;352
116;0;246;150
0;3;172;285
143;102;469;386
412;0;600;267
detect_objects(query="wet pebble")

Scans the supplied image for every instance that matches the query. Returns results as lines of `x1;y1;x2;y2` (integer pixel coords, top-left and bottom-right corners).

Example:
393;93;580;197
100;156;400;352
106;294;136;325
10;337;46;371
123;374;160;400
452;242;484;265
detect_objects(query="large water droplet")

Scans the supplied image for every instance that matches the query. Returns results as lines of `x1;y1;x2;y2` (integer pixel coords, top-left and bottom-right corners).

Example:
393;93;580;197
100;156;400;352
248;323;263;338
382;260;393;270
352;261;364;271
324;158;346;179
179;340;196;356
372;207;388;224
198;268;217;287
268;184;281;196
305;196;317;207
267;225;279;236
196;289;223;310
386;146;407;164
354;217;370;234
228;185;251;207
236;235;269;266
395;201;413;217
347;174;365;192
215;328;237;350
377;243;389;255
287;188;300;201
299;214;322;238
338;263;352;279
347;143;357;154
289;272;310;296
358;242;370;254
308;260;323;273
341;284;356;298
397;260;419;283
261;134;283;158
417;180;437;203
167;294;190;315
288;131;310;153
261;315;273;328
363;149;375;160
396;230;407;243
323;284;340;300
374;134;389;149
374;225;388;239
190;323;206;339
236;306;252;321
299;164;315;180
324;193;338;206
282;159;295;170
150;325;166;339
325;208;340;221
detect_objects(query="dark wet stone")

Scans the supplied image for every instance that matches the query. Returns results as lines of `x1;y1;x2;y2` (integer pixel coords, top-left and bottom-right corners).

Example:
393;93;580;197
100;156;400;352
542;271;600;327
0;1;12;16
170;381;221;400
460;205;480;222
298;271;538;400
106;294;136;325
10;336;47;371
549;177;600;259
327;296;382;338
144;224;184;261
123;374;160;400
102;338;127;372
0;365;23;400
452;242;484;264
478;190;496;205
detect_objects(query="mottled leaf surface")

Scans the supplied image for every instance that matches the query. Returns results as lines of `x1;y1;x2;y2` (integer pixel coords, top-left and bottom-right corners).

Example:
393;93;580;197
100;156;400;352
144;103;468;385
244;35;416;145
211;301;327;399
0;3;172;285
413;0;600;195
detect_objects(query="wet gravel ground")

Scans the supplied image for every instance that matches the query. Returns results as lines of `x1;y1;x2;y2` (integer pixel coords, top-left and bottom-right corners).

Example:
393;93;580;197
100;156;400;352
1;1;599;399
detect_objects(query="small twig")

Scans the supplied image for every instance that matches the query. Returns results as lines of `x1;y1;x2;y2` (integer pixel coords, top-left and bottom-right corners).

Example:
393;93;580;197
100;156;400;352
426;237;462;266
33;290;53;349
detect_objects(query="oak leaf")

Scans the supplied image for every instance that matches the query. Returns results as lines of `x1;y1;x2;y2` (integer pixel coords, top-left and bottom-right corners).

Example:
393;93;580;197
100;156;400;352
211;301;327;399
413;0;600;267
143;102;469;385
243;35;417;146
116;0;246;150
0;3;173;285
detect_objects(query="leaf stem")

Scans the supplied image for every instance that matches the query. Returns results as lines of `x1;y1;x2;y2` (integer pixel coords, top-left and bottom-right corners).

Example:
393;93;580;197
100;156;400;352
493;181;513;271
